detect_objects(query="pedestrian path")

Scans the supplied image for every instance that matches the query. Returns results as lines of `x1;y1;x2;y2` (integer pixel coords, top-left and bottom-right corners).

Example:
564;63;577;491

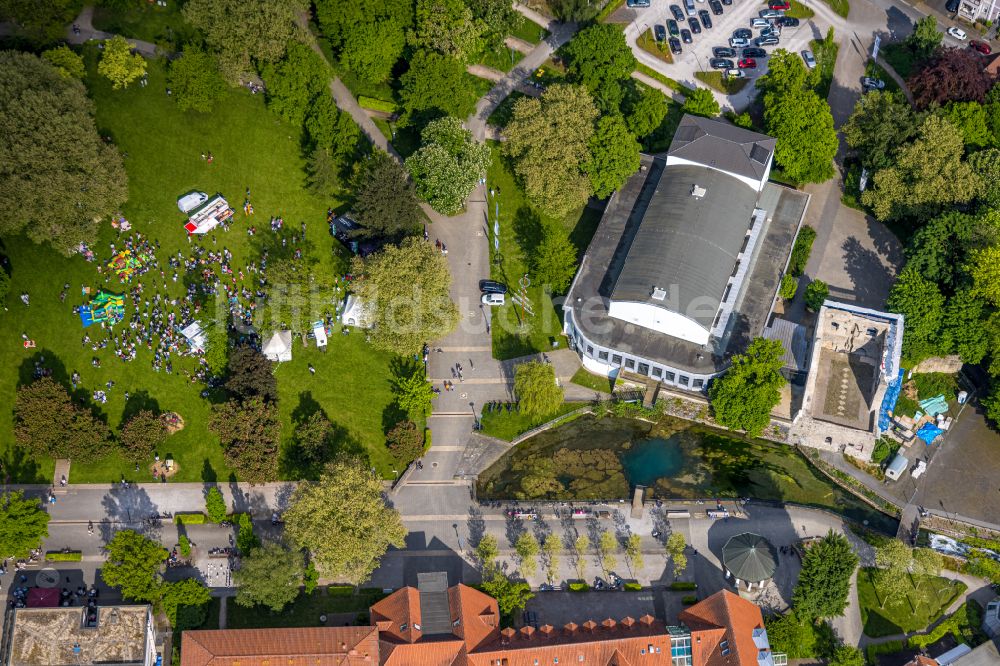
66;5;160;56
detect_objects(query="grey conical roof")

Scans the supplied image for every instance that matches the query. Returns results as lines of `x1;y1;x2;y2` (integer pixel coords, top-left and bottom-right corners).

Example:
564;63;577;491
722;532;776;583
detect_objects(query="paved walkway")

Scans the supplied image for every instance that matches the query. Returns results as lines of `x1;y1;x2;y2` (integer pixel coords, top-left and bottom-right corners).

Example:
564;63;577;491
630;70;686;102
66;5;160;56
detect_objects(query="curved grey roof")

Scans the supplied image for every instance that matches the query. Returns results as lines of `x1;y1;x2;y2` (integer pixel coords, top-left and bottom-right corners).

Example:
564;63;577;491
668;115;776;182
609;164;758;329
722;533;777;583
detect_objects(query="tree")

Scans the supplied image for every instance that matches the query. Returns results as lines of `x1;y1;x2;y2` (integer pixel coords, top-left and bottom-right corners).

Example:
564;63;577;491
666;532;687;578
887;265;946;362
542;534;562;582
405;116;491;215
0;491;50;559
967;552;1000;584
161;579;212;631
597;531;618;571
829;646;865;666
169;46;224;113
350;237;459;355
779;274;798;300
14;377;113;462
873;540;912;607
42;46;84;79
99;36;147;89
562;24;637;111
283;458;407;583
941;101;992;149
967;245;1000;307
182;0;301;83
986;82;1000;146
968;149;1000;208
549;0;598;21
0;52;128;256
392;368;436;419
303;561;320;593
513;361;564;418
941;289;991;365
260;41;328;128
290;411;335;476
683;87;720;117
1;0;80;41
624;84;669;139
473;0;524;51
410;0;482;61
203;320;229;375
205;487;227;523
515;533;540;578
756;49;810;97
386;420;425;466
352;151;424;240
476;534;499;568
119;410;167;463
399;50;478;122
532;224;578;293
237;512;260;553
862;115;981;221
342;19;407;83
791;531;859;620
234;541;305;611
708;338;785;437
573;535;590;578
306;148;343;198
764;611;817;659
765;89;837;183
804;279;829;311
503;85;598;218
905;16;943;60
210;397;280;483
480;566;534;621
912;548;944;583
226;346;277;403
102;530;168;603
843;90;921;172
625;533;643;573
587;113;641;198
905;211;979;288
909;48;993;110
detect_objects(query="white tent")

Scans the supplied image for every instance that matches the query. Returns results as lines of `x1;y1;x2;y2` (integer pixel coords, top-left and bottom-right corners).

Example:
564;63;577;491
313;320;328;348
180;321;207;354
263;330;293;362
340;295;372;328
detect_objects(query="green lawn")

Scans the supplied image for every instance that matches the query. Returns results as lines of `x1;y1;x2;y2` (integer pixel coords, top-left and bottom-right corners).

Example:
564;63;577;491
857;568;966;637
0;53;401;482
785;0;816;18
636;29;674;64
480;401;584;441
225;587;386;629
485;145;602;359
510;18;550;44
91;3;198;51
820;0;850;17
475;46;525;73
694;71;750;95
571;367;615;394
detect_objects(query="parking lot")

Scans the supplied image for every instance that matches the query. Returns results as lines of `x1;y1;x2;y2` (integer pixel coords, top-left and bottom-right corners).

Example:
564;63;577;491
623;0;828;109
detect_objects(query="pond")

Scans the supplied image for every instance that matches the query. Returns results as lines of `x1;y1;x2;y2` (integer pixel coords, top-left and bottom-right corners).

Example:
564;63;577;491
477;415;898;534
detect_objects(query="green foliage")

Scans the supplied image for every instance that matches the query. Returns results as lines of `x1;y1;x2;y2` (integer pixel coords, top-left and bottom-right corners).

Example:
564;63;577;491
399;50;478;122
904;211;980;288
0;491;50;559
168;46;225;114
235;541;306;612
940;101;993;149
174;513;207;525
804;279;829;311
670;581;697;590
708;338;786;437
788;226;816;277
843;90;921;172
237;512;260;553
906;16;944;60
683;87;720;117
624;582;643;591
14;377;113;462
473;0;525;51
911;373;959;401
260;41;328;128
667;532;688;578
764;611;817;659
568;581;591;592
513;361;564;418
42;46;85;79
909;601;986;648
887;265;946;362
203;320;229;375
779;274;798;300
392;368;436;421
45;550;83;561
476;534;499;567
410;0;482;61
967;245;1000;307
99;35;147;89
352;150;424;240
119;410;166;463
303;560;320;594
205;487;227;523
587;113;641;199
1;0;82;42
515;532;540;578
386;420;425;466
532;224;578;294
828;645;864;666
358;96;397;113
406;116;490;215
765;89;837;183
226;345;278;404
682;594;699;605
866;639;908;665
102;530;168;603
481;566;534;623
160;579;211;631
178;534;191;558
871;437;899;465
859;565;966;636
0;51;128;255
210;396;280;483
792;531;859;620
969;149;1000;208
624;84;669;139
562;24;637;112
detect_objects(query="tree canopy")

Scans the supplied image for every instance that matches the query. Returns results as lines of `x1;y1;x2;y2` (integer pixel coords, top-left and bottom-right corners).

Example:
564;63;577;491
99;36;146;89
909;48;993;110
587;113;641;199
260;41;328;127
682;87;720;117
210;396;280;483
624;84;669;139
708;338;785;437
119;410;167;463
0;491;50;559
562;24;637;112
234;541;305;611
905;16;943;60
513;361;564;418
283;458;407;583
101;530;168;603
42;46;85;79
887;265;946;362
226;345;278;403
532;223;578;293
843;90;921;172
399;50;478;122
352;150;425;240
161;579;212;631
791;531;858;620
14;377;113;462
168;46;225;113
0;51;128;255
410;0;482;61
406;116;491;215
315;0;411;83
765;89;837;184
473;0;524;51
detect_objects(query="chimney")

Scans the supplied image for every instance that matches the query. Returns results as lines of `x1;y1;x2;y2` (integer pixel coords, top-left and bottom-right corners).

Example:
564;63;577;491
583;620;597;634
564;622;579;636
501;628;516;644
639;615;655;626
520;626;536;639
540;625;555;639
602;619;617;631
621;617;636;630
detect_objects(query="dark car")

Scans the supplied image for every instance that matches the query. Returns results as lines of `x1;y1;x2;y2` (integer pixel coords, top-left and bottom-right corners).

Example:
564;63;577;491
733;27;752;39
777;16;799;26
680;28;692;43
699;9;713;27
713;46;736;57
755;35;779;45
946;0;960;11
738;57;757;68
710;0;724;13
479;280;508;294
670;4;685;20
667;18;680;35
742;46;767;58
654;23;667;41
626;0;651;6
970;39;992;54
722;0;733;6
669;36;683;53
710;57;735;69
688;17;702;33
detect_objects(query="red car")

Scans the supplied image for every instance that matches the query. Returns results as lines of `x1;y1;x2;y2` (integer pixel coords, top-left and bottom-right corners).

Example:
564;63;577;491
768;0;791;9
970;39;992;54
738;57;757;68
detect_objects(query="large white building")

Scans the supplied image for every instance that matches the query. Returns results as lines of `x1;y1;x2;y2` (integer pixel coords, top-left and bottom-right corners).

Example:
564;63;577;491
563;115;809;390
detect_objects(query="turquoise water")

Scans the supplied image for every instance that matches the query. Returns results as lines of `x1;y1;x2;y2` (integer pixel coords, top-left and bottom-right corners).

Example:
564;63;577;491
620;436;684;487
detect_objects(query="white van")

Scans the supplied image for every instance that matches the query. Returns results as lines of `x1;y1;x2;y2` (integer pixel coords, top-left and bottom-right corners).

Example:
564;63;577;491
481;292;505;306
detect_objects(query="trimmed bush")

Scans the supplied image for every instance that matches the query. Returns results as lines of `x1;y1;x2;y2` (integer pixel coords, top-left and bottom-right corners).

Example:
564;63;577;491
804;279;829;312
174;512;207;525
568;582;591;592
328;585;355;597
788;225;817;276
670;581;697;590
358;96;397;113
178;534;191;558
624;582;643;591
682;594;698;605
46;550;82;561
779;274;798;300
424;428;432;450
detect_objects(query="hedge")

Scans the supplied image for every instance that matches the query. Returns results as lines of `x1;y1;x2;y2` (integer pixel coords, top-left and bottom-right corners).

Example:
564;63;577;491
358;96;397;114
328;585;355;597
670;581;697;590
682;595;698;605
424;428;432;450
174;512;207;524
865;639;907;664
624;582;643;591
788;225;817;277
46;550;82;561
568;582;590;592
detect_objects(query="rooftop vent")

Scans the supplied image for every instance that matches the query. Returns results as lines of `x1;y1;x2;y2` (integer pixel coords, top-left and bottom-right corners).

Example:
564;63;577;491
651;286;667;301
691;184;707;199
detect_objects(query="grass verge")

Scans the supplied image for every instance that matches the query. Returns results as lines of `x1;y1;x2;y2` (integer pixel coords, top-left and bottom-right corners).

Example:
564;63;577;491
571;368;615;394
857;568;966;637
636;29;674;64
785;0;816;18
475;46;525;73
694;70;749;95
225;587;387;629
511;18;550;44
820;0;850;17
480;402;585;441
635;63;690;94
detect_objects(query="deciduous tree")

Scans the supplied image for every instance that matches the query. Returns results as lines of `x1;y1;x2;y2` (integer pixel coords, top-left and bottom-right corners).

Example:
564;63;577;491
562;24;637;111
708;338;785;437
352;150;424;240
14;377;113;462
625;533;643;573
169;46;224;113
160;579;212;631
887;265;946;362
905;16;943;60
598;531;618;571
666;532;687;578
683;87;720;117
624;84;669;139
909;48;993;109
573;535;590;578
406;116;491;214
226;346;277;404
283;458;407;583
543;533;561;583
473;0;524;51
410;0;482;61
873;540;912;607
968;148;1000;208
210;397;280;483
42;46;84;79
292;412;335;475
843;90;921;172
804;279;829;311
904;211;979;288
119;410;166;463
399;50;478;122
205;487;227;523
968;245;1000;307
392;368;436;419
481;566;534;620
513;361;564;418
764;611;816;659
829;646;865;666
515;532;540;578
940;101;992;148
234;541;305;611
791;531;858;620
587;113;641;198
941;289;992;365
0;491;50;559
531;224;578;293
99;36;146;89
764;89;837;183
386;420;425;466
476;534;499;568
261;41;328;128
102;530;168;603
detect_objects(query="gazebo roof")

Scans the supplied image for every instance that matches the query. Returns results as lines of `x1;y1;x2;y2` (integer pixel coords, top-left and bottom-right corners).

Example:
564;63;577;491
722;532;776;583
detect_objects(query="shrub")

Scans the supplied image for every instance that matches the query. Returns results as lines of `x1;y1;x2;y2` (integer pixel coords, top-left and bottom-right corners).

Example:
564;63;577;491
304;561;320;594
912;372;959;401
788;225;817;276
174;512;206;524
865;639;908;665
871;437;899;465
805;279;829;311
624;582;643;591
670;581;698;590
205;487;227;523
779;274;798;300
46;550;82;561
358;96;397;113
178;534;191;558
682;594;698;605
568;582;590;592
328;585;355;596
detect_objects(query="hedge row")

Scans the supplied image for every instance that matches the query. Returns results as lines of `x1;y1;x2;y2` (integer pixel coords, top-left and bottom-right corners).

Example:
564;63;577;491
681;595;698;605
788;225;817;277
670;581;697;590
358;96;397;114
568;582;590;592
46;550;82;561
174;512;206;524
624;582;643;591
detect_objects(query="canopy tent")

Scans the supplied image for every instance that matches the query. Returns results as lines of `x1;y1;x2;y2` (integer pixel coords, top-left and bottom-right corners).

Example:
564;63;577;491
340;295;372;328
107;248;152;283
722;532;777;589
26;587;60;608
180;321;207;354
79;291;125;327
313;320;328;348
262;330;293;362
184;195;234;235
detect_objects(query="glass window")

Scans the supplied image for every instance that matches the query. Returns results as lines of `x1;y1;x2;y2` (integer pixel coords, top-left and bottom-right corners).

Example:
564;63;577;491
679;375;690;386
624;358;635;370
598;350;609;361
638;362;650;374
586;345;593;356
665;371;676;382
652;367;662;378
612;354;622;365
693;378;704;388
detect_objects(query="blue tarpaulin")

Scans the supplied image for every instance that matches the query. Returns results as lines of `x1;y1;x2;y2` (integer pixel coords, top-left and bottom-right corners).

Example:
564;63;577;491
919;394;949;417
879;367;905;431
916;422;944;445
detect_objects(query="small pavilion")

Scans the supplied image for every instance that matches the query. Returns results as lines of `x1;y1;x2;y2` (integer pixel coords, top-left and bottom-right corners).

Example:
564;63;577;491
722;532;777;590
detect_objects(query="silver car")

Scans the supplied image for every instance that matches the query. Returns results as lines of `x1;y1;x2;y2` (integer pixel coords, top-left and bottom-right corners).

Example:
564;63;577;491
801;49;817;69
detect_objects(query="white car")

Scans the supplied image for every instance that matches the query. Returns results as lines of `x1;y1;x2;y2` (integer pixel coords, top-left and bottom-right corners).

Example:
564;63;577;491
801;49;817;69
947;26;967;40
177;191;208;213
725;68;746;78
481;292;505;306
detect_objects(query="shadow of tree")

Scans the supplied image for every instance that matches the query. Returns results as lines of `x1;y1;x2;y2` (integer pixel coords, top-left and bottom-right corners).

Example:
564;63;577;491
467;506;486;548
281;392;366;480
121;390;161;424
100;484;162;545
513;206;543;260
1;445;43;483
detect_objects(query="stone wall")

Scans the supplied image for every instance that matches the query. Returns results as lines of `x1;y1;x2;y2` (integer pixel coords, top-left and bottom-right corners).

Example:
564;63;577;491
911;356;963;375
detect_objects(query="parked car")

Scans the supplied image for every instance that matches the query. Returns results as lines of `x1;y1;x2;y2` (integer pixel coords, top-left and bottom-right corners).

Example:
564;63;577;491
626;0;651;6
730;36;751;47
947;26;968;40
946;0;960;10
759;8;784;17
669;36;683;53
685;0;697;16
721;0;733;6
710;57;735;68
688;17;702;33
760;25;780;37
777;15;799;25
768;0;791;9
699;9;713;27
670;4;685;20
710;0;724;13
750;17;770;27
654;24;667;41
713;46;736;57
970;39;992;54
481;292;505;306
738;57;757;68
726;68;746;78
742;46;767;58
801;49;817;68
755;35;779;45
861;76;885;90
681;28;693;42
479;280;508;294
733;27;752;38
667;18;680;35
